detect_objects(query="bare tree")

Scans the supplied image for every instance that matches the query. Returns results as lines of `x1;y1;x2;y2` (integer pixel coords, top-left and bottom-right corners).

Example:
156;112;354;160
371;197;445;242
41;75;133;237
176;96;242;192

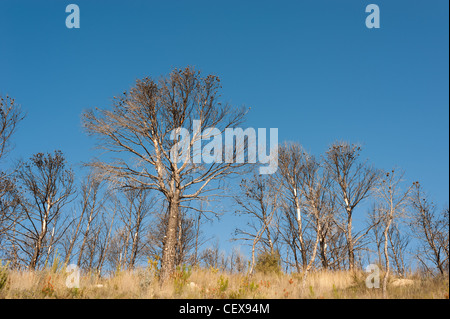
324;141;379;270
82;67;248;281
410;182;448;276
0;174;20;244
276;142;308;271
368;204;384;265
199;239;227;270
60;170;107;267
374;169;412;295
92;207;116;275
229;246;248;274
323;224;348;270
15;151;75;270
436;207;449;273
0;95;25;260
298;152;336;284
387;222;410;276
116;184;156;269
233;173;279;274
0;95;25;162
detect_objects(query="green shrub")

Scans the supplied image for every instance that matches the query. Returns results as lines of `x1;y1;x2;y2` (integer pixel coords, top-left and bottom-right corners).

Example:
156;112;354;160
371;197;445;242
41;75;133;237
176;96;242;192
172;264;192;295
217;275;229;293
254;251;281;274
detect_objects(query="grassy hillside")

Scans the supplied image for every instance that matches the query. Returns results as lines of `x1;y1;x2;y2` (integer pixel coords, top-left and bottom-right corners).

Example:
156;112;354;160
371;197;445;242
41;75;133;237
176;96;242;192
0;265;448;299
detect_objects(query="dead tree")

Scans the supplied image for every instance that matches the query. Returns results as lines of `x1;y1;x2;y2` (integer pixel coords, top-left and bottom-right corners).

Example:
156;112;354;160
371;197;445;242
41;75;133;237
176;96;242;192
324;141;379;270
116;184;155;269
368;204;384;265
436;207;449;273
229;246;248;273
275;142;308;271
0;95;25;162
82;67;247;281
299;153;335;284
410;182;448;276
0;95;24;261
233;173;279;274
375;169;412;295
0;174;20;248
93;206;116;275
387;222;410;276
15;151;75;270
60;170;106;267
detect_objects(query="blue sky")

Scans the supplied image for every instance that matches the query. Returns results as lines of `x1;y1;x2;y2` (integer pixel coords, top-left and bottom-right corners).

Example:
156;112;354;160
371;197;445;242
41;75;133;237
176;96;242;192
0;1;448;258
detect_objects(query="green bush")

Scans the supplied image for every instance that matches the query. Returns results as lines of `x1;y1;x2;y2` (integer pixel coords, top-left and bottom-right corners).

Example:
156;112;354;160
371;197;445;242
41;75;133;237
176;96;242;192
217;275;229;293
172;264;192;295
255;251;281;274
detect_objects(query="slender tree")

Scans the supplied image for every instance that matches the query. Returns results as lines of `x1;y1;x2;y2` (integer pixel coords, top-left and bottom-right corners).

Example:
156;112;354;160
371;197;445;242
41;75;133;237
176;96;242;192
375;169;412;295
233;173;279;274
0;95;25;260
298;152;335;285
116;184;155;269
324;141;379;270
410;182;448;275
15;151;75;270
276;142;308;271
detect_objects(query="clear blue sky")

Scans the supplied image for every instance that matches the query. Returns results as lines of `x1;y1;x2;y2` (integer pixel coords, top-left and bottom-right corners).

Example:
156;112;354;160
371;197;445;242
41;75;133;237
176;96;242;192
0;1;448;257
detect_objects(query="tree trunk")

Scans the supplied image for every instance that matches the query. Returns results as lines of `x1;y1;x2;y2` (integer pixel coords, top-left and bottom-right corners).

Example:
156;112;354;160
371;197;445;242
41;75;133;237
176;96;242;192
382;218;392;297
194;212;201;266
129;230;139;270
319;238;329;269
302;221;321;288
77;216;92;267
30;213;49;270
347;210;355;271
160;195;180;283
294;190;307;270
30;235;43;270
292;243;301;273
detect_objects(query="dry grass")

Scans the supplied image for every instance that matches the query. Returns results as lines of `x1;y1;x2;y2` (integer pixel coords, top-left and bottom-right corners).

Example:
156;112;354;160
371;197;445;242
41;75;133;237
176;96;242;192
0;267;448;299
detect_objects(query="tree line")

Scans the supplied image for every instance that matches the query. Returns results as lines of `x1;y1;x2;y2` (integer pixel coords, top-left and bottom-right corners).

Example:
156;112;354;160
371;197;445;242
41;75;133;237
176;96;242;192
0;67;448;286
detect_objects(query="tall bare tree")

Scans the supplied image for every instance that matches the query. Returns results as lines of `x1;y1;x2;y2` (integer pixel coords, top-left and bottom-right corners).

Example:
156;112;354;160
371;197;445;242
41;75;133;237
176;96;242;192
0;95;25;258
82;67;247;281
387;222;410;276
410;182;449;275
324;141;379;270
0;174;20;244
276;142;308;271
298;152;336;284
368;204;384;265
374;169;412;295
15;151;75;270
90;207;116;275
